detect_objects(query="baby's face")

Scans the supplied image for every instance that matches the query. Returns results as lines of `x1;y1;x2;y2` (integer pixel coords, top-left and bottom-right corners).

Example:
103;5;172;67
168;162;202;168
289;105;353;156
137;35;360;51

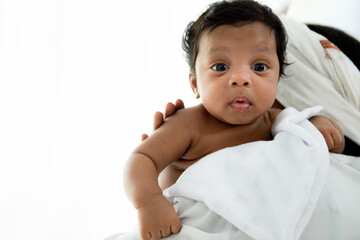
190;22;280;125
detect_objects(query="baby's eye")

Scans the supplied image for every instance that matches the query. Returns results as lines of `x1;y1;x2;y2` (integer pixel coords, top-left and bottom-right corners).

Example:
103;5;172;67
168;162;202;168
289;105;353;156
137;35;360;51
251;63;267;72
212;64;229;72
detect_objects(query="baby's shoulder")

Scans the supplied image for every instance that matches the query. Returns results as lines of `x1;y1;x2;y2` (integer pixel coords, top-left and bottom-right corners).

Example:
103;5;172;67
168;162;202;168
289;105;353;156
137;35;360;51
164;104;206;127
169;104;207;118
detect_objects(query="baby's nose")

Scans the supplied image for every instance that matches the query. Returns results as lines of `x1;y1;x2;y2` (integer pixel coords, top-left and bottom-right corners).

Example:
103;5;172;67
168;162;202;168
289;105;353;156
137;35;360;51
229;69;252;87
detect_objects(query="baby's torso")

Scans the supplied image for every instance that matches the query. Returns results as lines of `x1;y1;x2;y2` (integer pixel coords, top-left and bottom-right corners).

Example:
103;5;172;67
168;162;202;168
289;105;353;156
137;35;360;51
182;116;273;161
159;105;280;190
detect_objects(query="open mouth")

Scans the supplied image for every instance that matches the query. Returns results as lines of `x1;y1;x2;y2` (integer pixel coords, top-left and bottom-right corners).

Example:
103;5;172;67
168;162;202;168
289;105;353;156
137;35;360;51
230;98;252;111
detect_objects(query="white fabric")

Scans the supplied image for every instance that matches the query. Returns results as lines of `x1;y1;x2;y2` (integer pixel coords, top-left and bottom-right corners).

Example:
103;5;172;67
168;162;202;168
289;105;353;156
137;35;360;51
277;16;360;145
300;154;360;240
164;106;329;240
109;106;330;240
107;154;360;240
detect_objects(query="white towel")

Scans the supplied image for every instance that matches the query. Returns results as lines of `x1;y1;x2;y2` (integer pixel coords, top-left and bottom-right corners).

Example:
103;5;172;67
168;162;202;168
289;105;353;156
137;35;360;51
277;16;360;145
164;106;329;240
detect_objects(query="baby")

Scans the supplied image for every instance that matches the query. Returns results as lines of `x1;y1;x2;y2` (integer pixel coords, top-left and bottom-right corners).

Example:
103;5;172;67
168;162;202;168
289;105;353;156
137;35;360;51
123;1;345;240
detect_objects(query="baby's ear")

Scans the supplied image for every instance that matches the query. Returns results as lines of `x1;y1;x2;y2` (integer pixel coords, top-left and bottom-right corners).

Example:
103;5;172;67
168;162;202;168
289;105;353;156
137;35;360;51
189;73;200;98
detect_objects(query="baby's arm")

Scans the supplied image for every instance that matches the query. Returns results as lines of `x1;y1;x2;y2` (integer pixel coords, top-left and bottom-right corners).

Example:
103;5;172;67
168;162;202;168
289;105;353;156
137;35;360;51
124;109;194;240
124;152;182;240
309;115;345;153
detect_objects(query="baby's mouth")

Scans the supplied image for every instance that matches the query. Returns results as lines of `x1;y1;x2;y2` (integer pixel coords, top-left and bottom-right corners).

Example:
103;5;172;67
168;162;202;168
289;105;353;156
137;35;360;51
230;98;252;111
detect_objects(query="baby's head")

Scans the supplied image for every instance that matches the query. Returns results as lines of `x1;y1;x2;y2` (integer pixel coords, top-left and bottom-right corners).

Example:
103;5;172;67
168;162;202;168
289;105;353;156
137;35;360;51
182;0;287;76
182;0;288;125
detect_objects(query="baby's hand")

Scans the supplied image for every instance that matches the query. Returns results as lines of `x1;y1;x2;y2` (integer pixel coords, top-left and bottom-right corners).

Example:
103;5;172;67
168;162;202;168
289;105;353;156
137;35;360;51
309;115;345;153
137;195;182;240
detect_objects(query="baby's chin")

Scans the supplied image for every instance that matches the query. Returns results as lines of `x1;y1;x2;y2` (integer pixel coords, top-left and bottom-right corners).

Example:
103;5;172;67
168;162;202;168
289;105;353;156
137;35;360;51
214;114;260;126
202;104;263;126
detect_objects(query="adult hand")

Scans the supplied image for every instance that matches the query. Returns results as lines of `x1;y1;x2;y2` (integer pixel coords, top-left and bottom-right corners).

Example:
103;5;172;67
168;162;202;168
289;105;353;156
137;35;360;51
141;99;185;141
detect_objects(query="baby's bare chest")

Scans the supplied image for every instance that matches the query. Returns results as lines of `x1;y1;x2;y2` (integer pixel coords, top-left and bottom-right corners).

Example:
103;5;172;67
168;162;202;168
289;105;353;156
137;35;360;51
182;122;273;161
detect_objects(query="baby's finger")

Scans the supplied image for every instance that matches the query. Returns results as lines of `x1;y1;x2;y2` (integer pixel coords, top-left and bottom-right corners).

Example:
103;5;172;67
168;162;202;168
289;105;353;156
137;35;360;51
322;131;335;150
331;129;343;148
160;226;171;238
139;230;150;240
149;230;161;240
170;221;182;234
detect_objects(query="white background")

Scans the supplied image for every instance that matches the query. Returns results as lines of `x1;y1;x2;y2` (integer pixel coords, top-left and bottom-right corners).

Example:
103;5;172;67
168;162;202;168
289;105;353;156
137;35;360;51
0;0;359;239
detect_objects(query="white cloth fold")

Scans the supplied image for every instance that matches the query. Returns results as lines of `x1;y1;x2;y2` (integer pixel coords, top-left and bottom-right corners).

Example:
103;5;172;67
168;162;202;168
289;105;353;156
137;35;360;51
277;16;360;145
108;153;360;240
164;106;329;240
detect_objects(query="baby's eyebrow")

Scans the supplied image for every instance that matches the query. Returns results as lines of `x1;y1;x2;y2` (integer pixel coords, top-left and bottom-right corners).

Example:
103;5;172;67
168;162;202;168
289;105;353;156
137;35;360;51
209;46;230;54
253;46;275;56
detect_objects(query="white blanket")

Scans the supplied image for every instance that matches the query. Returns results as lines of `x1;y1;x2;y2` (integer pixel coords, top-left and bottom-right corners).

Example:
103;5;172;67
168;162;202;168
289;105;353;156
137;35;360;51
108;151;360;240
164;106;329;240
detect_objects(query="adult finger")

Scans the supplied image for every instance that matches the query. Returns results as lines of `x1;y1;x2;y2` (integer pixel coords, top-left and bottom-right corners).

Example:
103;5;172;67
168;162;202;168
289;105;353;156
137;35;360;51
175;99;185;110
153;111;164;131
141;133;148;142
164;102;177;119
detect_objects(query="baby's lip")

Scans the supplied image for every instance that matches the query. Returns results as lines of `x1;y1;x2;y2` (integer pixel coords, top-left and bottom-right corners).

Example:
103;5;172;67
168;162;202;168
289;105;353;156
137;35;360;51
229;97;252;111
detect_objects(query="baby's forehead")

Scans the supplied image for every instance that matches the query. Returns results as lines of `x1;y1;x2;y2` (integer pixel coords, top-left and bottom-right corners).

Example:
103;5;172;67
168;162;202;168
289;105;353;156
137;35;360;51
199;22;276;50
201;22;273;40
